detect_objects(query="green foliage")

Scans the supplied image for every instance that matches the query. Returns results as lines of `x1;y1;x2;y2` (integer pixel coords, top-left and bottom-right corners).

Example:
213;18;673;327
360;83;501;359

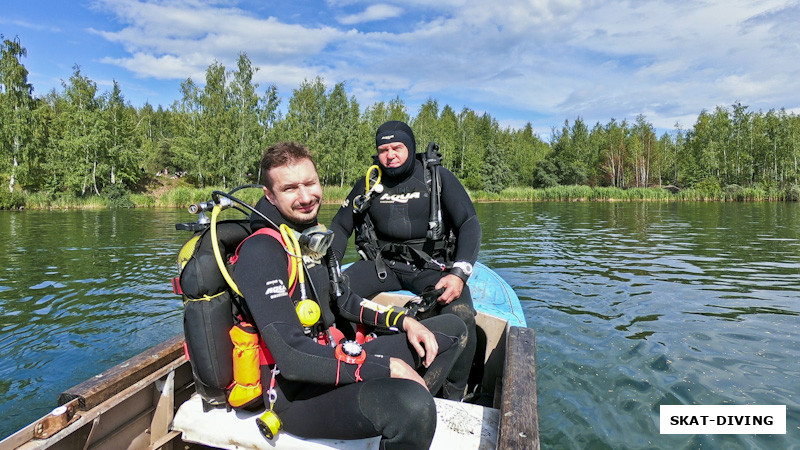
4;35;800;207
103;183;134;208
0;36;34;193
0;187;24;209
481;142;511;193
787;185;800;201
157;186;194;208
129;193;155;207
533;160;559;188
468;185;676;202
322;185;351;203
692;178;723;199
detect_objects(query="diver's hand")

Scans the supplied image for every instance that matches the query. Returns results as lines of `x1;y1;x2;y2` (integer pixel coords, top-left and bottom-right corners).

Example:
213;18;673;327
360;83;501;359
389;357;428;390
435;274;464;305
403;316;438;368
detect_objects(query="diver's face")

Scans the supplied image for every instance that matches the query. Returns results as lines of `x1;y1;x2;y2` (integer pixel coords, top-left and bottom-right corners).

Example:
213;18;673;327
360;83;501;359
264;158;322;225
377;142;409;168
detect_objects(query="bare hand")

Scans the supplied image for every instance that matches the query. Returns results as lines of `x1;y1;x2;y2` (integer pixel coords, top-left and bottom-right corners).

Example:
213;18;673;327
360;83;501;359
403;316;438;368
390;357;428;390
435;274;464;305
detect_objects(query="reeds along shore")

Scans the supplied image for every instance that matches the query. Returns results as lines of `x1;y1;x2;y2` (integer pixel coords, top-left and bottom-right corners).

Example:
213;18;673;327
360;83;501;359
468;184;800;202
4;183;800;211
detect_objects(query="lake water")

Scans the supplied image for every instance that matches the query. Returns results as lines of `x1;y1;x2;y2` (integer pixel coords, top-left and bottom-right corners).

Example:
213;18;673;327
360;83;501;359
0;201;798;448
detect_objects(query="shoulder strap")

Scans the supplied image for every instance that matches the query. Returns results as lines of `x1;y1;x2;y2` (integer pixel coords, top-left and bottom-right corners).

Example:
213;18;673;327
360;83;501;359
230;227;298;297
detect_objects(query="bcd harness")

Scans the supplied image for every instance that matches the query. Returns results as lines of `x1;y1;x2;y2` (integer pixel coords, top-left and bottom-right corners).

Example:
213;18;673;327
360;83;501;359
354;142;456;280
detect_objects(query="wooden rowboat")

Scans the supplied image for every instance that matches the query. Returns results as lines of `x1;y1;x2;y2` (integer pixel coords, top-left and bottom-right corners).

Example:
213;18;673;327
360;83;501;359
1;262;538;449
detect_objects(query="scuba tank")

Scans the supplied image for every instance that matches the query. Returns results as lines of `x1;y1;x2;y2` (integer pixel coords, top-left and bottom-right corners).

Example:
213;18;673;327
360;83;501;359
174;185;275;411
175;214;251;410
423;142;445;241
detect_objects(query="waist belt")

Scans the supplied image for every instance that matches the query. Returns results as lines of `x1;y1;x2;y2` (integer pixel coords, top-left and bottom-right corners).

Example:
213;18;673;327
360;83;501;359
374;240;447;280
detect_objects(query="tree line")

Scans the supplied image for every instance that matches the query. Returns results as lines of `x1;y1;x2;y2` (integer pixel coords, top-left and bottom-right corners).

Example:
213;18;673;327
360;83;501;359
2;36;800;206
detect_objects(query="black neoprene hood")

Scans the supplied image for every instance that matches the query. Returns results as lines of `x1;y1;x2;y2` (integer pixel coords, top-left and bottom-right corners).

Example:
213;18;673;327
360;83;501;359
374;121;417;179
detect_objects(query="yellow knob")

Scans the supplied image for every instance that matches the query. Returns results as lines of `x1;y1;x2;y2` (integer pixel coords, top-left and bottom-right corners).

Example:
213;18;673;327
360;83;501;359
256;410;281;439
295;299;321;327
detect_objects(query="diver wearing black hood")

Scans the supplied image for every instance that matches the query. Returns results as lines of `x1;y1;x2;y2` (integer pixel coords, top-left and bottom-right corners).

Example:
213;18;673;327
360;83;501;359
233;141;467;448
373;120;418;178
330;121;481;401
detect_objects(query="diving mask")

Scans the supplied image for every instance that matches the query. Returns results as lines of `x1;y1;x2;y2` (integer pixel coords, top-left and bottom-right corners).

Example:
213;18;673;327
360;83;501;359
298;224;334;254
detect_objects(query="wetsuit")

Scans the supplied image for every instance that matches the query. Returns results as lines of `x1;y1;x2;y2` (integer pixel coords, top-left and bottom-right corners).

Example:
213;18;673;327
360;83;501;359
233;197;467;449
330;156;481;399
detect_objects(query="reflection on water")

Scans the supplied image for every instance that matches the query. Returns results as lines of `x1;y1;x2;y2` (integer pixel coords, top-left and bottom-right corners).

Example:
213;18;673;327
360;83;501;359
477;201;799;448
1;202;799;447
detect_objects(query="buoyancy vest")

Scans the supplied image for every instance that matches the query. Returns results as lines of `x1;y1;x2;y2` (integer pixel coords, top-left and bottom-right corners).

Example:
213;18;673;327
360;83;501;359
175;222;299;411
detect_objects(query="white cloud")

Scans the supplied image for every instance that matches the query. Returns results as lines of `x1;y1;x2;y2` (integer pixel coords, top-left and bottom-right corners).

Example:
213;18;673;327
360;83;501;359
91;0;342;86
337;4;403;25
1;18;62;33
87;0;800;131
101;52;206;80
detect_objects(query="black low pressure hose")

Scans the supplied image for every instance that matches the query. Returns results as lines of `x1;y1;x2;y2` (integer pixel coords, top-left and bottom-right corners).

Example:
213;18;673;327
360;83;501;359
326;247;344;297
211;188;280;232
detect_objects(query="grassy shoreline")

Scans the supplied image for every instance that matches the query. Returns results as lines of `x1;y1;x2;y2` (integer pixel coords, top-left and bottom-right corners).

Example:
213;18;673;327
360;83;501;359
3;183;799;211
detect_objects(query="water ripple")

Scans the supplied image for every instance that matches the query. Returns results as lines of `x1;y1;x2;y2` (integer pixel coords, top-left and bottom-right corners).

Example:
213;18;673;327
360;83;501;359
2;204;799;446
477;202;800;449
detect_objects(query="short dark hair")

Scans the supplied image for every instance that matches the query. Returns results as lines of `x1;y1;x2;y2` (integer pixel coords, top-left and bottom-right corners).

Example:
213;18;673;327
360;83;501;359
260;141;316;188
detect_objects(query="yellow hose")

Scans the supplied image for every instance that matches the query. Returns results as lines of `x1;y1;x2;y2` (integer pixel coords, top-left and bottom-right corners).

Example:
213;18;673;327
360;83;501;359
280;224;306;299
211;204;243;297
365;165;381;191
279;226;298;290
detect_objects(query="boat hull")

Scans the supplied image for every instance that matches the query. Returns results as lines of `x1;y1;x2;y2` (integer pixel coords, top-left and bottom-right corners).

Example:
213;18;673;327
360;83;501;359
2;264;538;449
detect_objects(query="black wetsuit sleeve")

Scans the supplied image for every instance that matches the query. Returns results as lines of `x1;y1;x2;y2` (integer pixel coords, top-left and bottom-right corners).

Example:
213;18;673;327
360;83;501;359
334;275;407;331
329;180;366;261
233;234;390;384
440;167;481;265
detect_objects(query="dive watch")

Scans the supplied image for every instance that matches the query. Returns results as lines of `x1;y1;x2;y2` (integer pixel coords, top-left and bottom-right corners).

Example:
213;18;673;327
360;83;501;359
450;261;473;283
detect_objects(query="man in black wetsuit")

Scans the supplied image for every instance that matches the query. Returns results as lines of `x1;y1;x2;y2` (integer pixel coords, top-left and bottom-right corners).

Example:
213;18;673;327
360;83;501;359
330;121;481;401
233;141;467;449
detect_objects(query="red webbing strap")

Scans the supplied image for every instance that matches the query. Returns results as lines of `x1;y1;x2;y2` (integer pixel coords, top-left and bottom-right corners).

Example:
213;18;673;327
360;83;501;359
171;277;183;295
257;327;276;365
230;227;297;297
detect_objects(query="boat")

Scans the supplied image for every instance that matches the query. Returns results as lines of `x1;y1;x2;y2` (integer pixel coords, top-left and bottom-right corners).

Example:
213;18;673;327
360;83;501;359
1;261;538;450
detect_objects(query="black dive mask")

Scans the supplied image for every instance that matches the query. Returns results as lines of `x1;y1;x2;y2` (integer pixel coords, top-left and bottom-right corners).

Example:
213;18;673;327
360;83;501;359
298;224;334;254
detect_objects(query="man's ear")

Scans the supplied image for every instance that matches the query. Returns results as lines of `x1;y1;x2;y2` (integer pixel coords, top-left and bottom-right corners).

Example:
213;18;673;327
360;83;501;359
263;186;275;204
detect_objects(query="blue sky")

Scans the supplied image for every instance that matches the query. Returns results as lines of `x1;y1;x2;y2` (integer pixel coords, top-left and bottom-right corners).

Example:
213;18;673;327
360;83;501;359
3;0;800;137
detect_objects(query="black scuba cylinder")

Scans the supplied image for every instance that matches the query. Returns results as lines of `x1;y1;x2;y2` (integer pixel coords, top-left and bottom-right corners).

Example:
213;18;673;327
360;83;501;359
178;220;252;409
424;142;444;241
